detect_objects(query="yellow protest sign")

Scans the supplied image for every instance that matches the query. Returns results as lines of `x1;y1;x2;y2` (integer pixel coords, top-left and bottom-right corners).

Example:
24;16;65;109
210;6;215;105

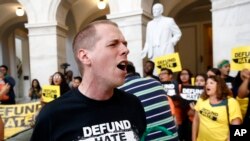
154;53;182;74
0;102;41;139
231;46;250;71
42;85;60;103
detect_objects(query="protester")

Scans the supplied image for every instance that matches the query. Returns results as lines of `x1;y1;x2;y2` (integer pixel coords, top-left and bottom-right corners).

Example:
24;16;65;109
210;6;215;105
120;62;179;141
143;60;160;81
0;65;16;104
192;75;242;141
51;72;70;95
71;76;82;89
217;59;235;89
187;73;207;132
0;71;10;102
31;20;146;141
176;68;193;141
29;79;42;101
159;68;180;121
206;67;221;77
194;73;207;87
236;68;250;125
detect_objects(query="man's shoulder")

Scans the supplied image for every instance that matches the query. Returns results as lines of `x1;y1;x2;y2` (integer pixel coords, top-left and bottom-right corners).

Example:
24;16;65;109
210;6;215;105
114;88;136;98
4;76;15;86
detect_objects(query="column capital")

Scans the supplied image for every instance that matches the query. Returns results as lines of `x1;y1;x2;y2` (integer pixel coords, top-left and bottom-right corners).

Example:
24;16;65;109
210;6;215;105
25;22;68;37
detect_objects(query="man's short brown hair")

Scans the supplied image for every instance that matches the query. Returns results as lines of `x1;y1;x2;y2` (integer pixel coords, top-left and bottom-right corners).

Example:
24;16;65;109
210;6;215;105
72;20;118;73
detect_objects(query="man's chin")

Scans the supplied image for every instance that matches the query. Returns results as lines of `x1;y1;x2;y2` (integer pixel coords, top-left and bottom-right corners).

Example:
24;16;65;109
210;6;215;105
116;80;125;87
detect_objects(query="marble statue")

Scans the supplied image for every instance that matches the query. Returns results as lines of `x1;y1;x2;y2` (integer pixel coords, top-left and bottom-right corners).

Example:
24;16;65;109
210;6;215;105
142;3;182;60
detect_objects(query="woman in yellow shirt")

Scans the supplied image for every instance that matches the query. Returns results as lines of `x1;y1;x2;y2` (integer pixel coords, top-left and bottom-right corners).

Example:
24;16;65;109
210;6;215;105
192;75;242;141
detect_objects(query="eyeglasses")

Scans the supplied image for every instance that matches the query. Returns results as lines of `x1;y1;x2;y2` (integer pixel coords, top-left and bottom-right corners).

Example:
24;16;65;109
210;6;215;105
53;75;62;79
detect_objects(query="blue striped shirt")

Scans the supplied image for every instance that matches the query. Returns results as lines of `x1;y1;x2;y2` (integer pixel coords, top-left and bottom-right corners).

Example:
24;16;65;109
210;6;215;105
119;75;179;141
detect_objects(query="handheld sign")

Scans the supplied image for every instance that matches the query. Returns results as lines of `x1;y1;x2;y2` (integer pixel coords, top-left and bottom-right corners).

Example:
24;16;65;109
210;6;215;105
42;85;60;103
154;53;182;74
180;86;204;101
162;81;178;96
231;46;250;71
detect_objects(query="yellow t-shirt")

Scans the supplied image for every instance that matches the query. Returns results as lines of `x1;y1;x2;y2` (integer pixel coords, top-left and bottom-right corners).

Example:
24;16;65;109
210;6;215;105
236;96;249;118
195;97;242;141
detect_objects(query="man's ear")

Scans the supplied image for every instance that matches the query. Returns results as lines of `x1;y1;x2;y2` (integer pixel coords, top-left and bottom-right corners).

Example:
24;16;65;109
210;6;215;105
78;49;91;65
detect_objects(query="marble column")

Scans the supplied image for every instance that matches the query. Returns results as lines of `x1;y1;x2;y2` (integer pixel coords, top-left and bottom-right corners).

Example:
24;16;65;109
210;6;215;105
25;23;68;86
211;0;250;72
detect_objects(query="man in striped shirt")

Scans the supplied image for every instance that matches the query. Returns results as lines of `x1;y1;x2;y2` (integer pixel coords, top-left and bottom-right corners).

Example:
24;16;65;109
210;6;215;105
119;62;179;141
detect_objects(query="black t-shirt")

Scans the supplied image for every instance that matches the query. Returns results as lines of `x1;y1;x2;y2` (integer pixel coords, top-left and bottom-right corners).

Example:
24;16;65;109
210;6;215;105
30;88;146;141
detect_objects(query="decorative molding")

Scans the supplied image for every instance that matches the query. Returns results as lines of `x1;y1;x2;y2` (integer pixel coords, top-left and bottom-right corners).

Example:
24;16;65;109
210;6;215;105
107;10;152;27
107;9;151;19
25;22;68;37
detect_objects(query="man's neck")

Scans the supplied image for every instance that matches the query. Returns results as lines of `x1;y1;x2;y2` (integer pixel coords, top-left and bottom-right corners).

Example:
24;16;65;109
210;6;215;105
78;76;114;101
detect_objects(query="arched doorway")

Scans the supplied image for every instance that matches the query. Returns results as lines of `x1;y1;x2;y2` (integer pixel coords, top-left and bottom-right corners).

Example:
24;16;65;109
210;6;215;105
0;1;29;102
170;0;212;75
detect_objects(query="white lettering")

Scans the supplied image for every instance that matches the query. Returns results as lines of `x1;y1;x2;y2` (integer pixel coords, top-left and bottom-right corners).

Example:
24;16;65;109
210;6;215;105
83;127;92;137
241;129;247;135
183;88;203;94
164;84;175;89
82;120;132;137
92;125;100;136
99;123;106;134
234;129;247;136
123;120;131;129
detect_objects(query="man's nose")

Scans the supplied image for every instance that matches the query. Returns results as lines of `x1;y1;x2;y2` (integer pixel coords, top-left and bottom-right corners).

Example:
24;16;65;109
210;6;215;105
121;44;129;56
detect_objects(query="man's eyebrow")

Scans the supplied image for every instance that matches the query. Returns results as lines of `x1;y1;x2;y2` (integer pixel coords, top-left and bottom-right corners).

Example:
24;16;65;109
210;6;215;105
122;40;128;46
109;39;127;46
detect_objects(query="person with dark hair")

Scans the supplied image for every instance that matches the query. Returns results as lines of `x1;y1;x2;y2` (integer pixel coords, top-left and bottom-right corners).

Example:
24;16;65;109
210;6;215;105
194;73;207;87
192;75;242;141
176;68;193;141
72;76;82;88
159;68;180;125
120;62;179;141
31;20;146;141
29;79;42;101
144;60;160;81
51;72;70;96
159;68;174;82
206;67;221;77
0;65;16;104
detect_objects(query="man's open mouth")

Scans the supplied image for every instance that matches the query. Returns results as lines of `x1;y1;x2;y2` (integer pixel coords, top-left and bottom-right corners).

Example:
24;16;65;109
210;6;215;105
117;61;128;71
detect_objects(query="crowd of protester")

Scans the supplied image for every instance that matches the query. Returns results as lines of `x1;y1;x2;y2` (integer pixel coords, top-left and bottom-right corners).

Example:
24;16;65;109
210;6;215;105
0;57;250;140
0;19;249;140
